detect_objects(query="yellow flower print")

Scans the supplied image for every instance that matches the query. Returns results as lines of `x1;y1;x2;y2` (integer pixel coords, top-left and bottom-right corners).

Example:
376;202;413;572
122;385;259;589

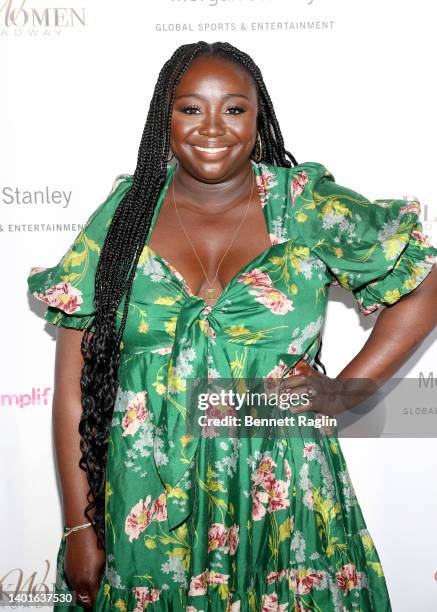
139;320;149;333
383;288;401;304
137;244;153;267
321;198;352;218
154;296;179;306
290;246;310;274
225;325;249;337
404;264;427;290
293;246;310;259
383;234;408;260
334;247;343;257
337;272;352;290
289;284;298;295
167;362;186;393
180;434;194;447
154;382;166;395
114;598;127;611
165;317;177;337
295;212;308;223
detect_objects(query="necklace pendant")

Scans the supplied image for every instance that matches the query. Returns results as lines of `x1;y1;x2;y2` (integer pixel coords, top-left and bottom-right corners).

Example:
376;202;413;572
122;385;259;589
206;287;216;299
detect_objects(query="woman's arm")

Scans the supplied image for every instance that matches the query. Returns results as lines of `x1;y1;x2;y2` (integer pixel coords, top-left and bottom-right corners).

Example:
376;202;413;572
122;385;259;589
53;327;94;527
53;327;104;607
337;265;437;384
284;266;437;416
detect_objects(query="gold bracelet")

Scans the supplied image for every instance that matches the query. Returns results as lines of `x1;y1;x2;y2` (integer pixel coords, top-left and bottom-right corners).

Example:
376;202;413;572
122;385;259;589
63;521;93;539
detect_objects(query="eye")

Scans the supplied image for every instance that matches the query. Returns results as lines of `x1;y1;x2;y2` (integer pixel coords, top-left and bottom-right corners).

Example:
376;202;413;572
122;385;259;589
225;105;246;115
180;105;202;114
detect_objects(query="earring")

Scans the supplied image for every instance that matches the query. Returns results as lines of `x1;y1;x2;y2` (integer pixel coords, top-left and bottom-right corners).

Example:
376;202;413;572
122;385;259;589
250;130;263;162
167;149;174;163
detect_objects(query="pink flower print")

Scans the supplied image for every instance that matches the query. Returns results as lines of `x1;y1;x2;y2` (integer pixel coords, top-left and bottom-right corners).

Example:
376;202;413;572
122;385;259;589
303;489;314;509
290;170;309;207
121;391;148;436
261;592;288;611
151;492;167;522
335;563;363;594
290;569;325;595
238;268;272;288
33;281;83;314
208;571;229;585
252;456;277;487
256;168;277;207
412;229;433;247
266;569;289;584
264;360;290;396
299;570;325;594
359;302;380;316
287;343;298;354
151;345;173;354
132;586;160;611
252;486;269;521
265;477;290;512
303;442;317;458
249;286;294;315
188;570;208;596
227;524;240;555
208;522;228;553
201;305;213;316
29;266;47;276
400;201;420;216
269;233;285;245
125;496;152;542
266;361;289;380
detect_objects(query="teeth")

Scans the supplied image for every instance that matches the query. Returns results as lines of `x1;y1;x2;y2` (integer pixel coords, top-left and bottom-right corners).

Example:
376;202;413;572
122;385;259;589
195;146;228;153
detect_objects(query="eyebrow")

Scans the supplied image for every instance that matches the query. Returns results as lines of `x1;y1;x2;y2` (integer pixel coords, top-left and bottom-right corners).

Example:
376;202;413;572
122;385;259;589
174;93;250;101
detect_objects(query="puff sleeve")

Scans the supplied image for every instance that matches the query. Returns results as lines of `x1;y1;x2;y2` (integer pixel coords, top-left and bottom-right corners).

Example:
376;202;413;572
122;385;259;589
293;162;437;316
26;174;133;329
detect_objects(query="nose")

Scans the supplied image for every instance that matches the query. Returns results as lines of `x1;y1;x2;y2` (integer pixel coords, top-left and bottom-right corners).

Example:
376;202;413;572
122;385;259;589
198;108;226;137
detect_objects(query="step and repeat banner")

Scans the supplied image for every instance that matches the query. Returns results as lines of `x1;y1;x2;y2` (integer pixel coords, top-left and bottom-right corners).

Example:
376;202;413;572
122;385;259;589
2;1;437;610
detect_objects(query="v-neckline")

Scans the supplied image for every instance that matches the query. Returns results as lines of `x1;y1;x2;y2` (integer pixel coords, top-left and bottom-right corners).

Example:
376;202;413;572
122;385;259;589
144;160;275;309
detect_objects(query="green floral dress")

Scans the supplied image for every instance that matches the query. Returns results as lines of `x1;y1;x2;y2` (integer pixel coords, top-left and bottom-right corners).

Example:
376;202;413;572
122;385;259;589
27;160;437;612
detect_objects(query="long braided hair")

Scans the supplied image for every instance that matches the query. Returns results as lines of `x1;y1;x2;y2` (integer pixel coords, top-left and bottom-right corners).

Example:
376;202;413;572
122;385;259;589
78;40;326;550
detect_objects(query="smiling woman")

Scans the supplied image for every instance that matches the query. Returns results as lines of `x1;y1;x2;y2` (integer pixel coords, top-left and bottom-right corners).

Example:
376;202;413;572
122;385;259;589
26;40;437;612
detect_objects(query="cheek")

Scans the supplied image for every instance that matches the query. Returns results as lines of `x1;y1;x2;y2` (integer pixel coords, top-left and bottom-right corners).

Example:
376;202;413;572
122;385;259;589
229;115;257;139
170;112;201;135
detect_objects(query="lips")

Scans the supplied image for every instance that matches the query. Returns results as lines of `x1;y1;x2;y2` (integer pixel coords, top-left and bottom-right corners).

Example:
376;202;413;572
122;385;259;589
194;145;229;153
191;144;234;157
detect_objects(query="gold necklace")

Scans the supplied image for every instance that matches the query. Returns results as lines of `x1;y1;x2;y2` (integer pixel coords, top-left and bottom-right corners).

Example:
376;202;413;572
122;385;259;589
172;167;255;303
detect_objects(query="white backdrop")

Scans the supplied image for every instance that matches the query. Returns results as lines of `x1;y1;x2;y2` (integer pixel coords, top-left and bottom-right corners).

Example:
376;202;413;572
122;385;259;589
2;0;437;610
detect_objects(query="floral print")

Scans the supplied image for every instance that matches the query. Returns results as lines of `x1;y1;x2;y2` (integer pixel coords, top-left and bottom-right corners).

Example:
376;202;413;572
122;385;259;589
27;160;437;611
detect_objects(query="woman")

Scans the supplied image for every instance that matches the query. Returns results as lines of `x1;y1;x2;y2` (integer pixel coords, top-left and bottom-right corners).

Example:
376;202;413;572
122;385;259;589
27;41;437;611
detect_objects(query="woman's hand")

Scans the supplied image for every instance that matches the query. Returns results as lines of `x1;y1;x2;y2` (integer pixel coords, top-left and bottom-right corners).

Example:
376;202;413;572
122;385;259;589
64;528;105;609
278;357;379;418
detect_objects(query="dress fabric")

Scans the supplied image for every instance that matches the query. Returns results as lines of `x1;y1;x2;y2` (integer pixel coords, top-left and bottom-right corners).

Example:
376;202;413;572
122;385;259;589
27;160;437;611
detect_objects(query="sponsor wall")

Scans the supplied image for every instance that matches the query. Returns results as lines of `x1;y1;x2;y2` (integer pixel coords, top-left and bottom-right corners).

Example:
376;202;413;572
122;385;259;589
2;0;436;609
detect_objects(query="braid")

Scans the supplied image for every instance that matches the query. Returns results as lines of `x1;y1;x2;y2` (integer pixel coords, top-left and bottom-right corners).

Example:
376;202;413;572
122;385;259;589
77;41;318;551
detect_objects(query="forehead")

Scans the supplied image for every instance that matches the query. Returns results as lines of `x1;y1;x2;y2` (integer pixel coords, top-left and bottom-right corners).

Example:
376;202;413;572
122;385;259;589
175;54;256;97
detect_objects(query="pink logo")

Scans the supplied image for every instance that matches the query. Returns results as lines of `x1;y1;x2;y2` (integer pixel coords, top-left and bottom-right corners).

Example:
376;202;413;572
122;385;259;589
1;387;51;408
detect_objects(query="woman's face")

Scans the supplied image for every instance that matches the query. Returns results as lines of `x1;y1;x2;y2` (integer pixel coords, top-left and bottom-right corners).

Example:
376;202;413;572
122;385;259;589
169;54;259;182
